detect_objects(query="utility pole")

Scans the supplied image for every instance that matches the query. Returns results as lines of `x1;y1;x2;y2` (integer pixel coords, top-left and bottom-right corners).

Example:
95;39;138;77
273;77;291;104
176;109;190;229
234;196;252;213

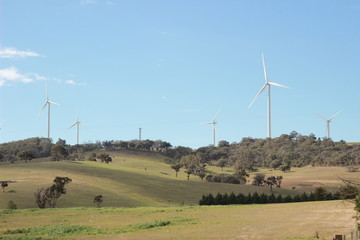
139;128;142;141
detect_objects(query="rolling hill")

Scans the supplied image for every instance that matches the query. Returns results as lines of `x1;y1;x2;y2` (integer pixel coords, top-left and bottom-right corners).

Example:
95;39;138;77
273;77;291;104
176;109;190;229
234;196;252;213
0;149;358;209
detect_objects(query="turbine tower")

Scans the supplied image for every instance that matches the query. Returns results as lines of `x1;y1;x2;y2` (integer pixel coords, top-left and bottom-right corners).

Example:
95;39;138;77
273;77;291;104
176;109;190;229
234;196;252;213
318;110;342;139
249;53;289;138
201;108;220;146
40;84;59;139
69;113;81;145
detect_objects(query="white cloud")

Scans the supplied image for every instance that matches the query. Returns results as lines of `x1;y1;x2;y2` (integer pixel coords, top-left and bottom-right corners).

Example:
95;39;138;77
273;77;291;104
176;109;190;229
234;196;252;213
0;67;34;86
65;80;76;85
0;47;40;59
0;67;86;87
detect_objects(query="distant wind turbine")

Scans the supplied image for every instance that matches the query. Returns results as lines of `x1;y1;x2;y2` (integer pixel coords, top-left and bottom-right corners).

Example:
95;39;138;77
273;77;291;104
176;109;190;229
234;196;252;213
249;53;290;138
201;108;221;146
68;113;81;145
318;110;343;139
39;83;59;139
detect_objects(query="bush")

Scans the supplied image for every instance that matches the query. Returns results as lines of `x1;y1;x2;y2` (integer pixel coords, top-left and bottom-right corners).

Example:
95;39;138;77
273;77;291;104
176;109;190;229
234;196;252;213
7;200;17;209
205;174;241;184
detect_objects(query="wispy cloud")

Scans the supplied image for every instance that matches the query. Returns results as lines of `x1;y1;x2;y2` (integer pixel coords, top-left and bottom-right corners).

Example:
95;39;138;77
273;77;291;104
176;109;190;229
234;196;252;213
0;67;86;87
0;47;40;59
65;80;76;85
0;67;34;86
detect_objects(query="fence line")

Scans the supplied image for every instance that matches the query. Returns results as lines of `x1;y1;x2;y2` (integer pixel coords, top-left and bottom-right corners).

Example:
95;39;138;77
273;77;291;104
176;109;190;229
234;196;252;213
333;231;359;240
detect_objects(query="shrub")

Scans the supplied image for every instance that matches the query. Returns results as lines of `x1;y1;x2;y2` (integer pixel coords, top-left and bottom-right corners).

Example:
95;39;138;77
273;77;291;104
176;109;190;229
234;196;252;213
7;200;17;209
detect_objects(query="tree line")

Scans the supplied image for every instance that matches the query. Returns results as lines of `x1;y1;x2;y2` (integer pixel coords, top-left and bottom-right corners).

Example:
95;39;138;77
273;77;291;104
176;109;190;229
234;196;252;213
0;138;172;163
199;187;341;206
164;132;360;177
2;132;360;170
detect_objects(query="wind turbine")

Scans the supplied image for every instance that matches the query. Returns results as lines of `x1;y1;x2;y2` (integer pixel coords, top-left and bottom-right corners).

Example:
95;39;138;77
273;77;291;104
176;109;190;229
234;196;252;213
68;113;81;145
249;53;290;138
39;83;59;139
318;110;343;139
201;108;221;146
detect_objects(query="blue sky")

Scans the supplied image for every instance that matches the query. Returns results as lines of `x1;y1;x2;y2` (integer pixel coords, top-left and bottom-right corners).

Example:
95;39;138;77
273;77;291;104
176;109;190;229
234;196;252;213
1;0;360;148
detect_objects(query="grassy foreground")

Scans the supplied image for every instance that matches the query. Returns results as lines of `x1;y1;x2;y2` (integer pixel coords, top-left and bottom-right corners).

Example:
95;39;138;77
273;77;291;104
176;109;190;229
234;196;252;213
0;201;356;240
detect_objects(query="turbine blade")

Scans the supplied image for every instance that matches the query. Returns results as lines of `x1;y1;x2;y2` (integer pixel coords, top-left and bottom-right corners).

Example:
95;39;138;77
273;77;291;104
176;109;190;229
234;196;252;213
318;114;327;121
262;52;268;83
213;107;221;122
248;84;267;108
201;122;213;125
37;102;48;118
268;82;290;89
329;110;343;120
68;122;77;129
48;101;60;105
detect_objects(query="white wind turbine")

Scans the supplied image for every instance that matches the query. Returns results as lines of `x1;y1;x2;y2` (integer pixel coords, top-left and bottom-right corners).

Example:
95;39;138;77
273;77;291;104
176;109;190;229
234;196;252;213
39;84;59;139
318;110;343;139
201;108;221;146
249;53;290;138
68;113;81;145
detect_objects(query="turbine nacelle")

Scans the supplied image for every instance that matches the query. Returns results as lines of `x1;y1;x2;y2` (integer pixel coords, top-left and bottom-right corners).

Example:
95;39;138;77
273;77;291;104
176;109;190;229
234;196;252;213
201;107;221;146
318;110;343;138
38;83;59;139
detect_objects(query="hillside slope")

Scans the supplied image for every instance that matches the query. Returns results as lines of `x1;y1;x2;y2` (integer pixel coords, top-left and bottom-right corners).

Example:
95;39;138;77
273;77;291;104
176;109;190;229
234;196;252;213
0;149;357;209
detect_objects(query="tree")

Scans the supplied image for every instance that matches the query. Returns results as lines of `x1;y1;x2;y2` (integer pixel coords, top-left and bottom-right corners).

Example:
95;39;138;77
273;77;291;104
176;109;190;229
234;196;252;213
87;152;97;161
280;164;291;172
1;182;8;192
233;168;249;184
276;176;283;188
339;184;359;199
47;176;72;208
93;195;103;208
216;158;228;171
34;176;72;208
196;172;207;181
51;144;69;161
312;187;328;201
17;150;35;162
34;188;48;208
218;140;230;148
185;169;193;180
265;176;277;193
56;138;67;146
252;173;265;186
170;163;182;177
97;153;112;163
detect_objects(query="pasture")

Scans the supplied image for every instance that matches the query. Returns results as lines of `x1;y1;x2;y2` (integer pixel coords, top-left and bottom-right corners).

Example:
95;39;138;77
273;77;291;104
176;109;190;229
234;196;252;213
0;150;359;209
0;201;356;240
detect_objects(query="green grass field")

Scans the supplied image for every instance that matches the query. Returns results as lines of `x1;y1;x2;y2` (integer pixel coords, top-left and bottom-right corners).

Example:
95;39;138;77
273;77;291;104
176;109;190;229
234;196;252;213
0;201;356;240
1;149;359;209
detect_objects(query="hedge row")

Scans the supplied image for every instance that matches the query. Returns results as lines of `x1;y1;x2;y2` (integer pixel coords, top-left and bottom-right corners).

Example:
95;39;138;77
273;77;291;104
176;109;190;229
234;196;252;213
199;191;340;206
